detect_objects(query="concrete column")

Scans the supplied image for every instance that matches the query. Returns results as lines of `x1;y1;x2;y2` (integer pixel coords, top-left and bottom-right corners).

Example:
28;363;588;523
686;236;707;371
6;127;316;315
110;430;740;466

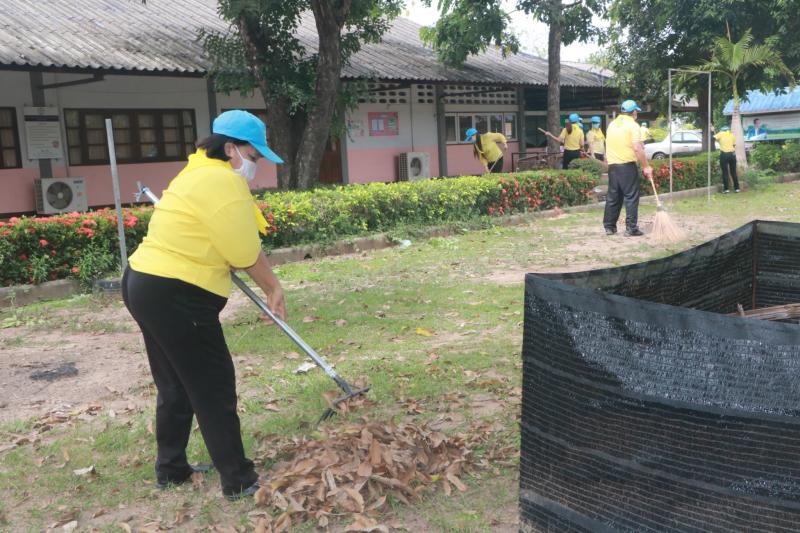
435;85;447;177
28;71;53;179
206;77;218;129
517;87;527;156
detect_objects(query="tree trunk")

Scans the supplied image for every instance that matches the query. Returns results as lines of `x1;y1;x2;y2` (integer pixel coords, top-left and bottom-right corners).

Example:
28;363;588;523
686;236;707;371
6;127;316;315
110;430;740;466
731;99;748;173
546;0;562;165
237;3;350;190
293;0;349;189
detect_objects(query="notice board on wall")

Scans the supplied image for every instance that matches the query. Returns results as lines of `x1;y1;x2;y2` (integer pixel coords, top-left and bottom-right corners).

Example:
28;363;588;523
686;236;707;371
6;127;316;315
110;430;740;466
24;106;63;159
368;112;398;136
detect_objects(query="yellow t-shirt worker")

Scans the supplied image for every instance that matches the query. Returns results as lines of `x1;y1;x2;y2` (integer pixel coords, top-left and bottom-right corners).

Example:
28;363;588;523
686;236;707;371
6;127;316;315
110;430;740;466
714;126;740;193
586;116;605;159
123;110;286;501
465;128;508;173
558;113;585;169
602;100;653;237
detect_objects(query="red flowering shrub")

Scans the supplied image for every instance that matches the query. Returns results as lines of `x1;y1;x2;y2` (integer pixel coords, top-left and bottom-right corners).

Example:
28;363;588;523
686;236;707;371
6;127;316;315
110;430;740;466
0;207;151;287
0;168;607;287
644;154;721;193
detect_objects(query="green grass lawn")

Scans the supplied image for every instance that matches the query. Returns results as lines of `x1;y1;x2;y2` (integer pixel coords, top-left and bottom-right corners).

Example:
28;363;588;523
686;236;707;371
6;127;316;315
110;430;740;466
1;182;800;531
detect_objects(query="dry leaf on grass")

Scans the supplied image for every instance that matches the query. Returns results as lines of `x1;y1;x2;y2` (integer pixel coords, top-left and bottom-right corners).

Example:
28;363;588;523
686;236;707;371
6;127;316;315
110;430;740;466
414;327;434;337
252;418;512;530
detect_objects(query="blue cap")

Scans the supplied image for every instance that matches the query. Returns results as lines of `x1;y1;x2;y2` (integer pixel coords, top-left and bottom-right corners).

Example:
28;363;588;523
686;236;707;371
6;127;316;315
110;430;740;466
621;100;642;113
591;116;601;124
212;110;283;164
720;126;730;132
464;127;478;142
568;113;581;123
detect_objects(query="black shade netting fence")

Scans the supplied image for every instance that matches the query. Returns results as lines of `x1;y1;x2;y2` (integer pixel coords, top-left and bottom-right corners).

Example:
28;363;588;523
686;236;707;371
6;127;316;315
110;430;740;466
520;221;800;532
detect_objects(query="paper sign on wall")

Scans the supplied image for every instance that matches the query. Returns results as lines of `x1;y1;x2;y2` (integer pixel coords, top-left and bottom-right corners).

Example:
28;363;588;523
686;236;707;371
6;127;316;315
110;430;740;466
24;106;63;159
347;118;365;138
368;112;399;136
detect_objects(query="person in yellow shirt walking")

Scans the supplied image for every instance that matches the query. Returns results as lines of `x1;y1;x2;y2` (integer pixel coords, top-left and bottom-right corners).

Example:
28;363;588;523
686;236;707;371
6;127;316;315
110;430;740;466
122;110;286;501
543;113;586;169
586;116;605;160
465;127;508;173
713;125;740;193
603;100;653;236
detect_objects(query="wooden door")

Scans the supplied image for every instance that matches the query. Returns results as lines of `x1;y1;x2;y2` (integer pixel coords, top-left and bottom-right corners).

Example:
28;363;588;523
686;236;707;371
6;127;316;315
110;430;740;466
319;138;343;184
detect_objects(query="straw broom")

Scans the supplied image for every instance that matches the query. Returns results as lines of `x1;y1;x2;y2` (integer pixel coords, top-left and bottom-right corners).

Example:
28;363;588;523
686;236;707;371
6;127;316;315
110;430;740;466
647;176;685;243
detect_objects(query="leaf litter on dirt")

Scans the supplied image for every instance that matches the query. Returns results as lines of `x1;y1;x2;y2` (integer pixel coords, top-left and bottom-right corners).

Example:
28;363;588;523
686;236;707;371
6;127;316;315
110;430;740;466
250;415;514;532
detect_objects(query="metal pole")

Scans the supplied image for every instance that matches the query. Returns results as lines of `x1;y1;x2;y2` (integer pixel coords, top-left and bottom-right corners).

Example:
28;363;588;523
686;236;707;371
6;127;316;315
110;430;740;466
668;69;673;205
707;72;712;204
105;118;128;270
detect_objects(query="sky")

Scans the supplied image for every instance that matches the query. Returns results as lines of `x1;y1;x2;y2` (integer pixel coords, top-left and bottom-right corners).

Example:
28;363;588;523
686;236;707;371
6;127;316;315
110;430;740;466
403;0;606;63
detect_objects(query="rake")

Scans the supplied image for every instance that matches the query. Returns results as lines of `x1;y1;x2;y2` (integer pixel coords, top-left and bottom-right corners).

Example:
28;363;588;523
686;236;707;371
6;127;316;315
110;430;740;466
135;183;370;423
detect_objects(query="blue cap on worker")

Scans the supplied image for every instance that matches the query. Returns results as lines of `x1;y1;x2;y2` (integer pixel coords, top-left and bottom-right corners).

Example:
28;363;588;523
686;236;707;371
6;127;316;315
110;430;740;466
212;110;284;164
569;113;581;123
720;126;730;132
464;127;479;142
621;100;642;113
591;116;601;124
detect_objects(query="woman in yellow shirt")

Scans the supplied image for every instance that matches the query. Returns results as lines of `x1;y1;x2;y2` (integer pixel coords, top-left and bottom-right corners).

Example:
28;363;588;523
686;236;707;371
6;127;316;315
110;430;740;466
465;127;508;173
586;116;606;160
713;125;740;193
544;113;586;169
122;110;285;501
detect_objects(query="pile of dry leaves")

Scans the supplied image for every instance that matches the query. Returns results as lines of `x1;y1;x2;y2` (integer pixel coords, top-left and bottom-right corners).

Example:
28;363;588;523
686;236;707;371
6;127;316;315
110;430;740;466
250;418;514;532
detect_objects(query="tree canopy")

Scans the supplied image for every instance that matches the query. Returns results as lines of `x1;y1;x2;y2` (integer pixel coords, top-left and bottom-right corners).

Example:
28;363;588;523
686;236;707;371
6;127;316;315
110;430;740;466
604;0;800;115
202;0;401;189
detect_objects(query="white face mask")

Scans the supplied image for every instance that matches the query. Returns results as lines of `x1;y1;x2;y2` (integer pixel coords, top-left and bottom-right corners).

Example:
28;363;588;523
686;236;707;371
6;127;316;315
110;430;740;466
233;145;257;182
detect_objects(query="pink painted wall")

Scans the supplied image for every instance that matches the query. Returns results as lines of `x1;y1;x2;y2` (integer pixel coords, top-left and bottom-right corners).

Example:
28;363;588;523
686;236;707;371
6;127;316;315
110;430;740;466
0;168;40;215
347;145;439;184
0;157;279;215
446;141;519;176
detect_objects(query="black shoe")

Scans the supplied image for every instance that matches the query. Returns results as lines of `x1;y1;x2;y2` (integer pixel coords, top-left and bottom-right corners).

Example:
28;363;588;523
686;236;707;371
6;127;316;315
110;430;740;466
605;228;617;236
225;482;260;501
157;464;214;489
625;228;644;237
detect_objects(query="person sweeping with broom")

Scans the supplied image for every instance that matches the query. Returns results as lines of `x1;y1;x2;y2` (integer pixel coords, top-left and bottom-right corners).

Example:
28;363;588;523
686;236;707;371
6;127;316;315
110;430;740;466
603;100;652;236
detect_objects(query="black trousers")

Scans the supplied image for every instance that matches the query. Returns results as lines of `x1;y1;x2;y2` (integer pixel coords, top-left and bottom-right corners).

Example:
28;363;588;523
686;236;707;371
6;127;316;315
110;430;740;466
122;267;257;495
563;149;581;169
603;162;641;231
720;151;740;191
488;156;504;173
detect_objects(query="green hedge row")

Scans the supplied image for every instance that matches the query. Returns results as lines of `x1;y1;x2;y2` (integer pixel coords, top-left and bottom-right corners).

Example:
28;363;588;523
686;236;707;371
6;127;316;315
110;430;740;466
0;155;733;288
255;170;595;248
750;141;800;173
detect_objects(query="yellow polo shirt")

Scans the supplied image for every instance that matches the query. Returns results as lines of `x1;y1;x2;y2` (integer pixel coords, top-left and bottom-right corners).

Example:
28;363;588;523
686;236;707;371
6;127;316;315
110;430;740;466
559;127;585;151
475;132;507;167
586;129;605;155
129;149;262;297
714;131;735;153
606;114;641;164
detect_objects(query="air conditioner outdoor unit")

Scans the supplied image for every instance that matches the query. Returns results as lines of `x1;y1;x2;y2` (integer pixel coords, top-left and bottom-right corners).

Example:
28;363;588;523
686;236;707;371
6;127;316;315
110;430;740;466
398;152;431;181
34;177;88;214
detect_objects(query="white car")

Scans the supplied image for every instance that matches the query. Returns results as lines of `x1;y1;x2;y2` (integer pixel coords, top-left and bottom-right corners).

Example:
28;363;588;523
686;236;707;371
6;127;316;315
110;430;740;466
645;131;717;160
